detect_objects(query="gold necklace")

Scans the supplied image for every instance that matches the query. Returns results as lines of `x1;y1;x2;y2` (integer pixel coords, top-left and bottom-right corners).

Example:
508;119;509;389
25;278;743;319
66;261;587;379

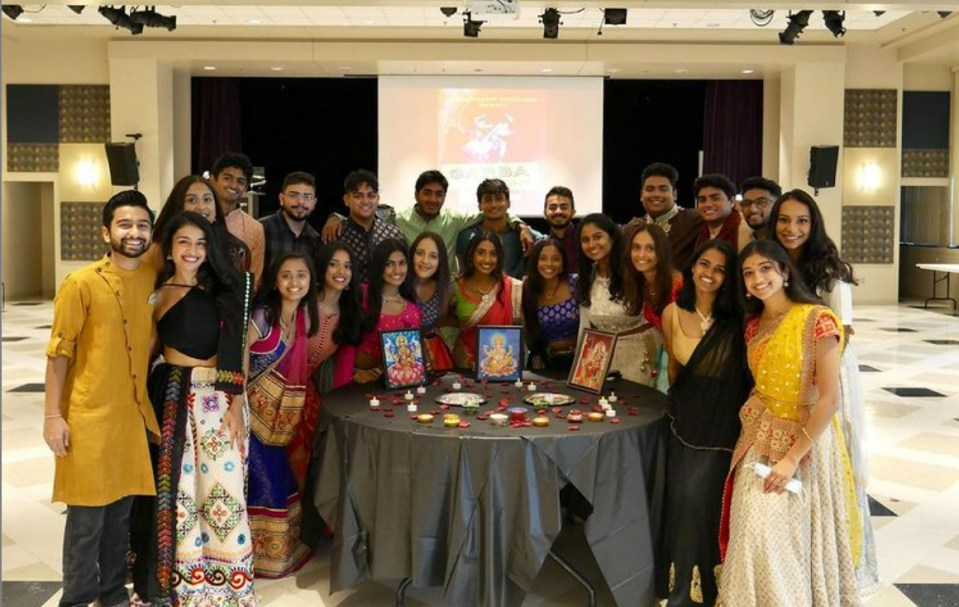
694;306;713;334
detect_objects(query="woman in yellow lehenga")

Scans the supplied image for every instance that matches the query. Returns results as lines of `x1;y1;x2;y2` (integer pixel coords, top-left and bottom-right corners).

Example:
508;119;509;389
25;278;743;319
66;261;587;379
719;240;861;607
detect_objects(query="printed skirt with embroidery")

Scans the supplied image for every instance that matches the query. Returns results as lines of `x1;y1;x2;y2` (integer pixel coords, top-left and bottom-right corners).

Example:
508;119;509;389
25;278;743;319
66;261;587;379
131;363;255;607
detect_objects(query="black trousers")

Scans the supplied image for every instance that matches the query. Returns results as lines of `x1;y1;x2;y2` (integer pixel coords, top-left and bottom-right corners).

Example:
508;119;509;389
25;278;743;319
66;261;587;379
59;496;133;607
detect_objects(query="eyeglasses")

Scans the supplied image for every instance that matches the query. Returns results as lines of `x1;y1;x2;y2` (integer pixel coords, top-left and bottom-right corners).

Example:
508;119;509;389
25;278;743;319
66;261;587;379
547;204;572;212
741;197;772;210
286;191;316;202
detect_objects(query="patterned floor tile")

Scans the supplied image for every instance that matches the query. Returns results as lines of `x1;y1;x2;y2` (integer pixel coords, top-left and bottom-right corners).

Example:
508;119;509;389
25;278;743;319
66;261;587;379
883;387;947;398
0;582;62;607
896;584;959;607
6;384;46;394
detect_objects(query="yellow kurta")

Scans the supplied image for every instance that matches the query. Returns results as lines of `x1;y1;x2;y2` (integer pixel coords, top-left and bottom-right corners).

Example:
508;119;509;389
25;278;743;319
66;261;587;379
46;255;161;506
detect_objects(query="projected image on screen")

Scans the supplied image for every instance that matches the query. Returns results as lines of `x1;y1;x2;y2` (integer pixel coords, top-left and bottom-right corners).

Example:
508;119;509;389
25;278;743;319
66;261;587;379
438;89;545;206
379;77;603;216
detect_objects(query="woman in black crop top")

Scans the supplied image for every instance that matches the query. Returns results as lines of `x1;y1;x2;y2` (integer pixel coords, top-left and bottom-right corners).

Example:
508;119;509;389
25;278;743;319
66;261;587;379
131;212;256;607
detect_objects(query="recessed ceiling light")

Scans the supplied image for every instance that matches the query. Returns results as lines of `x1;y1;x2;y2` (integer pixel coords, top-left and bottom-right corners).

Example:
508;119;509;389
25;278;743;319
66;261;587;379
19;17;32;23
742;69;755;74
203;66;217;71
674;68;688;74
362;20;375;25
248;19;261;24
270;66;284;72
608;68;621;73
706;23;720;27
541;68;553;73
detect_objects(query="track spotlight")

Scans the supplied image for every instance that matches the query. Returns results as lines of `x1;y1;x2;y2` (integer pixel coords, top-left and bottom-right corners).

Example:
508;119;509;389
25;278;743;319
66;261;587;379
463;11;483;38
98;6;143;35
938;11;952;18
68;5;84;14
130;7;176;31
2;5;24;20
603;8;627;25
822;10;846;38
873;11;886;17
779;10;812;45
440;6;457;18
541;8;560;39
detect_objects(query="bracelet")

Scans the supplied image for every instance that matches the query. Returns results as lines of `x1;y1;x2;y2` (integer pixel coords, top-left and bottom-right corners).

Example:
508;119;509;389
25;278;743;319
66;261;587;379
801;427;815;443
45;413;62;419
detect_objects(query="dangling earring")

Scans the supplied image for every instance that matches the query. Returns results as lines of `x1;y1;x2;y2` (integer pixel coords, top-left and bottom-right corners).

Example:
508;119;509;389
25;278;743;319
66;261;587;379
746;292;752;298
784;278;790;287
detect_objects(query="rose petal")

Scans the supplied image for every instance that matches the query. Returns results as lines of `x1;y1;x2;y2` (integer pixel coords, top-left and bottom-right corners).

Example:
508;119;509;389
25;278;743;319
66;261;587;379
458;421;471;428
578;397;590;404
370;406;380;411
568;425;580;432
628;410;639;416
498;398;510;406
610;418;621;424
384;412;394;418
440;404;451;410
411;415;419;420
592;405;604;413
476;415;489;421
551;407;562;415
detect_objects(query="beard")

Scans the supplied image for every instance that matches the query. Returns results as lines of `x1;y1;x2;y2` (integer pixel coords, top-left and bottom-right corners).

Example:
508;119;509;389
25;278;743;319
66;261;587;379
110;236;148;259
283;205;311;221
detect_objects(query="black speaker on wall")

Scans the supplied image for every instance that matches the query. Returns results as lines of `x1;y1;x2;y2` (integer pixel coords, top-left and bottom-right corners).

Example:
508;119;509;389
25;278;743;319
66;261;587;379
808;145;839;190
105;142;139;186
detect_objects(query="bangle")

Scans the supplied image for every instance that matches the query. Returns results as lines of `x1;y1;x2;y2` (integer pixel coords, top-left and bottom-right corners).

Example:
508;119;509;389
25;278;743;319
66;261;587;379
45;413;62;419
801;427;815;443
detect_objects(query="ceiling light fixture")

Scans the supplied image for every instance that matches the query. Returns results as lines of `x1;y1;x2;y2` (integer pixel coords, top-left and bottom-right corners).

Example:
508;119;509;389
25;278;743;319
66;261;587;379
270;66;283;71
2;5;24;20
98;6;144;35
130;7;177;31
742;69;755;74
541;8;561;39
938;11;952;18
440;7;457;18
603;8;627;25
749;9;775;27
68;5;85;14
873;11;886;17
779;10;812;45
463;11;484;38
247;18;261;24
822;10;846;38
203;66;217;71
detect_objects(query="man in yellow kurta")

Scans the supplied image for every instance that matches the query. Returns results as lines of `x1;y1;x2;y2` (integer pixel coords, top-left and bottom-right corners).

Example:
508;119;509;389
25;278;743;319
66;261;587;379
44;190;161;607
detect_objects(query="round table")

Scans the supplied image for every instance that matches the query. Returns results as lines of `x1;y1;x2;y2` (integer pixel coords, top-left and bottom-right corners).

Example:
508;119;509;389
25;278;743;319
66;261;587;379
311;373;666;607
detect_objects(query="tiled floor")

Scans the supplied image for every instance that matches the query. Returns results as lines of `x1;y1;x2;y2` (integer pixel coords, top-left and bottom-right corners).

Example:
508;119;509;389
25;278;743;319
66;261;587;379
3;301;959;606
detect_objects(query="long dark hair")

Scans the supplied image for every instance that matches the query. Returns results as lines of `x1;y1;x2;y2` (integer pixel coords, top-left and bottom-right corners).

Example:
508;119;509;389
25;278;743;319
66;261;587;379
676;239;741;320
254;251;319;338
575;213;625;307
622;223;674;316
461;230;509;308
158;211;243;325
739;239;821;317
523;238;571;358
314;241;362;346
155;175;250;273
410;231;451;313
363;238;417;333
768;188;856;294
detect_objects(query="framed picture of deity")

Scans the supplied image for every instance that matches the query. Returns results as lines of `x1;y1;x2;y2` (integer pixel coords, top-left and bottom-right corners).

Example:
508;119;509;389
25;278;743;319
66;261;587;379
475;325;524;382
567;329;617;395
380;329;428;390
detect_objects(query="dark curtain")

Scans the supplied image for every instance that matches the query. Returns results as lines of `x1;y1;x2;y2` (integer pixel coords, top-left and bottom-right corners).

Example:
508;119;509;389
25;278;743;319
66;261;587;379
702;80;763;188
603;80;707;222
191;78;243;175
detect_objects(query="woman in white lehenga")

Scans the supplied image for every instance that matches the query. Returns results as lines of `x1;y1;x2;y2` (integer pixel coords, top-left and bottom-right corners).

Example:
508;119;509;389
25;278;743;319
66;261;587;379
719;240;861;607
770;189;881;597
575;214;659;386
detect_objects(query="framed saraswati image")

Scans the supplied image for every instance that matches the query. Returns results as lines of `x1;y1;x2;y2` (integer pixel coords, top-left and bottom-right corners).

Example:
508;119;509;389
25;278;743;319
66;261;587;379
475;325;523;382
568;329;617;394
380;329;428;390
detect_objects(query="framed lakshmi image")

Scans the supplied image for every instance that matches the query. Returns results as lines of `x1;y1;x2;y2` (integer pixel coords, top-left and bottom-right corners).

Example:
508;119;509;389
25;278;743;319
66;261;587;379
380;329;428;390
568;329;617;394
475;325;523;382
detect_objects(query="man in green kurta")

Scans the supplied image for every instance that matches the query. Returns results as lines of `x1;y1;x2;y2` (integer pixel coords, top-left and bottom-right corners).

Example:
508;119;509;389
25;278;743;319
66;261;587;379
44;191;160;607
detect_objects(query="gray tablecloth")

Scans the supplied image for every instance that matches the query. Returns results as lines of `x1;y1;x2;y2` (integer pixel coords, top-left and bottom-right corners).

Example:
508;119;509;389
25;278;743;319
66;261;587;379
311;374;666;607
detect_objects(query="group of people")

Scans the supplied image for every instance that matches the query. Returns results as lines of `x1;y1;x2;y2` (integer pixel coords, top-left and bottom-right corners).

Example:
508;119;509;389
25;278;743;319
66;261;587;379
43;153;877;607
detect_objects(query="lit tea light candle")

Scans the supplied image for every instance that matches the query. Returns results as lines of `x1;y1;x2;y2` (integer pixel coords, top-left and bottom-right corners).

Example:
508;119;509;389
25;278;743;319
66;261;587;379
407;403;418;413
608;392;618;403
514;379;524;388
369;397;380;408
606;408;616;418
452;380;462;390
598;396;609;409
527;382;537;392
404;390;414;401
416;386;427;395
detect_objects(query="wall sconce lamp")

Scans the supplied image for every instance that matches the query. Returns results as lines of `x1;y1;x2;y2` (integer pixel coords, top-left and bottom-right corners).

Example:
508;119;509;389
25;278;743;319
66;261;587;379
860;162;881;191
76;159;98;187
